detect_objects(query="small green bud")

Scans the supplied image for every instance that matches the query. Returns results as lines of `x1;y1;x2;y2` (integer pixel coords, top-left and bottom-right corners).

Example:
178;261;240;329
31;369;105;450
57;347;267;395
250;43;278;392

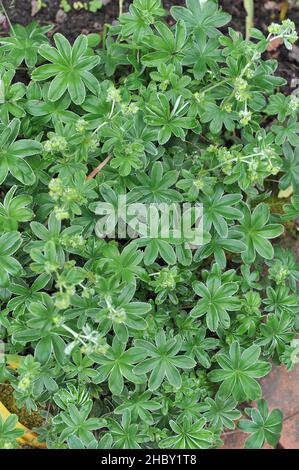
54;207;70;221
75;118;87;133
194;91;205;103
44;136;68;153
193;178;205;190
239;109;252;126
122;102;139;114
107;85;121;103
107;306;127;324
18;375;31;391
289;95;299;113
54;292;71;310
49;178;64;200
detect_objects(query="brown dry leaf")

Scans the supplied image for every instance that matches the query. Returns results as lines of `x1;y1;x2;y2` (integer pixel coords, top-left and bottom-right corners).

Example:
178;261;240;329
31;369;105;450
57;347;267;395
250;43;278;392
264;1;280;10
31;0;42;16
267;37;283;51
278;186;294;199
55;9;67;24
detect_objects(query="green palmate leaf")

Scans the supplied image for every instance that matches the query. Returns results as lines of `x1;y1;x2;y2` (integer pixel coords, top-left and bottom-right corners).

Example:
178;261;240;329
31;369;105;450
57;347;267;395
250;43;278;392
67;433;113;449
266;93;294;122
97;38;130;77
200;184;243;238
182;327;219;368
268;247;299;292
103;242;146;284
0;69;26;125
201;102;238;134
119;0;166;42
208;342;272;402
110;142;145;176
13;295;67;365
191;276;240;332
57;401;105;446
194;229;246;269
32;34;100;105
272;117;299;146
235;203;284;263
107;411;149;449
134;330;195;391
171;0;231;43
114;391;161;424
145;94;197;144
0;22;52;67
26;83;77;124
238;399;282;448
92;337;148;395
159;416;214;449
0;185;33;231
0;231;22;287
142;20;188;68
257;311;294;356
0;118;42;185
201;396;242;431
264;285;298;315
0;414;24;448
7;273;50;316
95;286;152;342
182;36;223;80
131;161;182;203
279;143;299;192
136;238;177;265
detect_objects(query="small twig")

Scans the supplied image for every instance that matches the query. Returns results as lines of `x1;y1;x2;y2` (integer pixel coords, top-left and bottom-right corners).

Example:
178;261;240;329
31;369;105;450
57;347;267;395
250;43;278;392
0;0;15;34
86;154;112;180
283;409;299;422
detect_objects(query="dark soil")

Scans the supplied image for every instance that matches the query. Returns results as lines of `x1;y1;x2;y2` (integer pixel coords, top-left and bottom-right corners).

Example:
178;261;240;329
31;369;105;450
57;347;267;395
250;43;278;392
0;383;44;429
1;0;296;38
1;0;299;86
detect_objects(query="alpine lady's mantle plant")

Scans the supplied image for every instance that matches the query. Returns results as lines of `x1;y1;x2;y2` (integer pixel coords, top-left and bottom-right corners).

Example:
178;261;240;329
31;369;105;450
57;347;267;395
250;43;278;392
0;0;298;450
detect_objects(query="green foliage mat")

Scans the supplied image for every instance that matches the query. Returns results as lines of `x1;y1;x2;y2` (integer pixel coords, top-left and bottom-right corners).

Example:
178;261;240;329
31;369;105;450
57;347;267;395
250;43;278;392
0;0;298;450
